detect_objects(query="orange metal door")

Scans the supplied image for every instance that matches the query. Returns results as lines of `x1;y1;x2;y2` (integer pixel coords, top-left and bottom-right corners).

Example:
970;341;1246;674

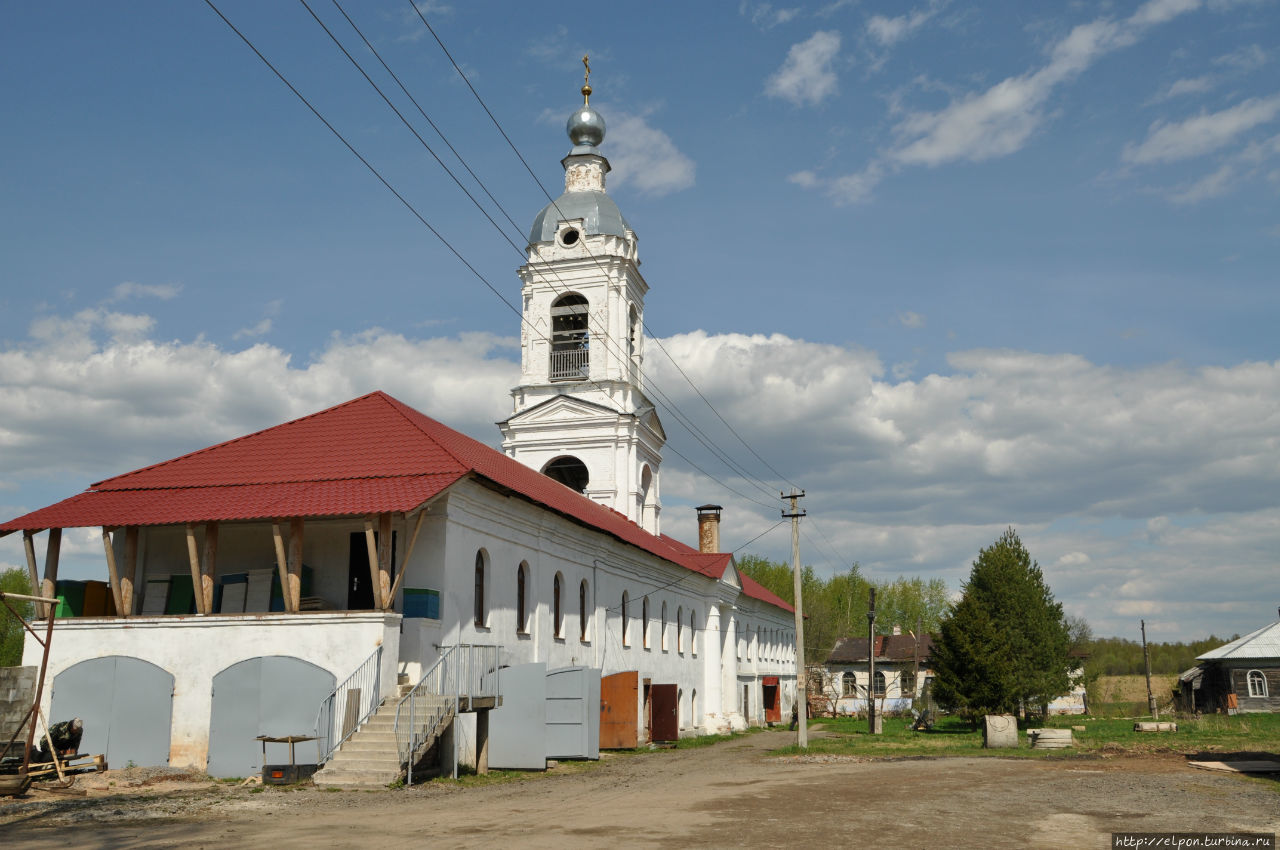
650;684;678;742
763;676;781;723
600;671;638;749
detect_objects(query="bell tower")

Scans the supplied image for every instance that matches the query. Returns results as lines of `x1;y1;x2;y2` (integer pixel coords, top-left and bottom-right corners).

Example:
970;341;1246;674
499;60;664;534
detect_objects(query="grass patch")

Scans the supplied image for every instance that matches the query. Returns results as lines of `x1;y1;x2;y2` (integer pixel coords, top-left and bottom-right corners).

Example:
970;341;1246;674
774;713;1280;760
672;728;761;749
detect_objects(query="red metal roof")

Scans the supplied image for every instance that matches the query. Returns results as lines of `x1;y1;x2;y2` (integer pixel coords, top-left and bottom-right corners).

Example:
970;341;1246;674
1;391;792;613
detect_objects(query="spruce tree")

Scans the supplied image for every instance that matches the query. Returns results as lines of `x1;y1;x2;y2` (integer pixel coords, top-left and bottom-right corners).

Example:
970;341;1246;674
932;528;1071;725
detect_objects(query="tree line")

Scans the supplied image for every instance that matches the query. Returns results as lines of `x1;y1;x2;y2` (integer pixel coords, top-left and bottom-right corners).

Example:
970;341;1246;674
1084;635;1236;676
736;555;949;663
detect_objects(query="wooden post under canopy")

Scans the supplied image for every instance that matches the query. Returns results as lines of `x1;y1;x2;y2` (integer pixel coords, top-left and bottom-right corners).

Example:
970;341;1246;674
22;531;44;619
377;512;393;612
385;509;427;610
363;517;381;610
200;522;218;616
272;522;294;614
101;527;126;618
185;524;206;615
42;528;61;619
121;527;138;616
287;517;303;613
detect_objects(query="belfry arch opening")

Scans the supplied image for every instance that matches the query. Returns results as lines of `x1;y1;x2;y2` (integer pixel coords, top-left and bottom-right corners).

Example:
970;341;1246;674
542;455;589;493
550;293;589;381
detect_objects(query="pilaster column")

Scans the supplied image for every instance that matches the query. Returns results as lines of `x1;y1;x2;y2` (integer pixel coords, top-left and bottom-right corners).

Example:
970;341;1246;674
701;604;722;731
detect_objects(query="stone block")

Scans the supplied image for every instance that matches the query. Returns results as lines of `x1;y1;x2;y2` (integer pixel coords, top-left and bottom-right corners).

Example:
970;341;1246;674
983;713;1018;748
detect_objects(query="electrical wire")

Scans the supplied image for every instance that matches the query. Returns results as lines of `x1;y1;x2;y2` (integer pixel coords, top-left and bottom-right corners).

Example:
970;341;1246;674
204;0;775;512
406;1;799;496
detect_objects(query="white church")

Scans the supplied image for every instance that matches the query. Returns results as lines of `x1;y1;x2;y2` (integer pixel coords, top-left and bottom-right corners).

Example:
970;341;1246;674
3;79;798;784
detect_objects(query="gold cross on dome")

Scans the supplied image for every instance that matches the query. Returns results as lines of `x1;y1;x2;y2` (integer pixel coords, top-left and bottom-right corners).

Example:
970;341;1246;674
581;54;592;105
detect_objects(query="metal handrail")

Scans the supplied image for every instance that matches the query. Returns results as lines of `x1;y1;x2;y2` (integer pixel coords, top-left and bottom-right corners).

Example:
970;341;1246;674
314;646;382;764
394;643;500;785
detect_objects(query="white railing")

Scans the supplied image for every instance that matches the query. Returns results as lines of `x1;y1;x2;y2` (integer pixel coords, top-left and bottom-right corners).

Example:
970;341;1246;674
315;646;382;764
550;348;589;380
394;643;500;785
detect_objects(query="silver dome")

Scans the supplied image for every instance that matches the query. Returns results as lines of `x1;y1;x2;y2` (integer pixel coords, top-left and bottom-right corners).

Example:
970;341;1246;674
528;191;629;244
567;105;606;148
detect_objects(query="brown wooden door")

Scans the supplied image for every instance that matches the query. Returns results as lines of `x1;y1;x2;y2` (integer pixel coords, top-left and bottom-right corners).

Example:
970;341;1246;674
600;671;638;749
650;683;678;742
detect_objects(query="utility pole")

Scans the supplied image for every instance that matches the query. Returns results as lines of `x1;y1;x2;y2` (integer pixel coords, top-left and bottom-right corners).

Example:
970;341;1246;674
1141;619;1158;720
783;489;807;749
868;587;878;734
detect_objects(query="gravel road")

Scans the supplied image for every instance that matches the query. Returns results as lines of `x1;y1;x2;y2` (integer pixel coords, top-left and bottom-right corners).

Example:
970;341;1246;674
1;728;1276;848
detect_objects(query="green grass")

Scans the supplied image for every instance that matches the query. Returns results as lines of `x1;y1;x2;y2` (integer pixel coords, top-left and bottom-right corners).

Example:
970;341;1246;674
772;713;1280;759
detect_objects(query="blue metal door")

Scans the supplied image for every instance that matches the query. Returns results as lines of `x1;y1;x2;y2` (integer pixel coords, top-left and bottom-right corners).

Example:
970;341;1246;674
51;656;172;769
207;656;335;778
546;666;600;760
488;663;546;769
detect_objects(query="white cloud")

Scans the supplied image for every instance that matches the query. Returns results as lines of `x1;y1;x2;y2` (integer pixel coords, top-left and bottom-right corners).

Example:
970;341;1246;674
1213;43;1268;71
2;315;1277;639
867;1;945;46
605;113;696;197
1166;163;1238;203
1123;95;1280;164
796;0;1202;201
765;30;842;106
740;1;801;30
898;311;925;329
1159;75;1217;99
233;318;273;340
108;281;181;302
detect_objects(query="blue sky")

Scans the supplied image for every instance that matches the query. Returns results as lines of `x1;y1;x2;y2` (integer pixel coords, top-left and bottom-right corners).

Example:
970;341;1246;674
1;0;1277;641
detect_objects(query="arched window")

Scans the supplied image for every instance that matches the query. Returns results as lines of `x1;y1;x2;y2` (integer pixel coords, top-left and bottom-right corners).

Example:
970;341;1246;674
1248;670;1268;698
676;606;684;653
691;688;698;723
553;572;564;638
628;304;639;359
516;562;528;634
642;597;650;649
542;455;589;493
842;672;857;696
550;293;589;381
873;670;887;697
690;609;698;657
621;591;630;647
660;601;668;651
579;579;589;641
473;550;487;628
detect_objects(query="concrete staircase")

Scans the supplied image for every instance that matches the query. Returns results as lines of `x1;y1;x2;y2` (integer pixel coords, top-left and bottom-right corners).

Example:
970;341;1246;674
313;678;452;789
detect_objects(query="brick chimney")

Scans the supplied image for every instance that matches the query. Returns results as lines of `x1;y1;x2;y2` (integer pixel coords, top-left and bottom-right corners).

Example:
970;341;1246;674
696;504;722;554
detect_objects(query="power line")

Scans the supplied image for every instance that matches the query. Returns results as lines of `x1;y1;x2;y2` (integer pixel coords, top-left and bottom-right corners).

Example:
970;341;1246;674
308;1;780;504
204;0;775;512
406;1;798;497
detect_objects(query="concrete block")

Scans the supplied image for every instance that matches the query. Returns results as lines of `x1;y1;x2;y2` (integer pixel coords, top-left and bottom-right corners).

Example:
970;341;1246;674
983;714;1018;748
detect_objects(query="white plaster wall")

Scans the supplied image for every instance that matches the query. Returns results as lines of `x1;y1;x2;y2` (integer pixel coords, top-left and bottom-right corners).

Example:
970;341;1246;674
429;479;796;740
24;612;399;769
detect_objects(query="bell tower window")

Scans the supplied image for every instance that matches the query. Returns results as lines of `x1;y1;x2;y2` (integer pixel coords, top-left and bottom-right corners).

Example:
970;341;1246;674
550;293;589;381
542;455;589;493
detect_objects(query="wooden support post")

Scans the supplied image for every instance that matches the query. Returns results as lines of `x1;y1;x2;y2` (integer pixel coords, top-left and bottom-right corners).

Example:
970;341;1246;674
42;529;61;619
101;528;125;618
185;524;206;615
287;517;303;613
121;527;138;616
363;517;380;611
22;531;43;619
377;512;393;611
200;522;218;616
272;522;293;614
385;509;427;610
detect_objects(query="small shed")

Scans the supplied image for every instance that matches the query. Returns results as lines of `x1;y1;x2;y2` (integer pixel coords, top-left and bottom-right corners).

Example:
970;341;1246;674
1179;616;1280;714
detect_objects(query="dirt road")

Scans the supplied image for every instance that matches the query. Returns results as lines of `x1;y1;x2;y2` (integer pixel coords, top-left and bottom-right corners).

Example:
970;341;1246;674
2;728;1276;848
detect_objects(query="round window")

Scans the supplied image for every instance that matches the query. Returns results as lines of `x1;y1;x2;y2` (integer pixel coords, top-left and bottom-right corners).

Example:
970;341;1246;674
561;228;580;246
